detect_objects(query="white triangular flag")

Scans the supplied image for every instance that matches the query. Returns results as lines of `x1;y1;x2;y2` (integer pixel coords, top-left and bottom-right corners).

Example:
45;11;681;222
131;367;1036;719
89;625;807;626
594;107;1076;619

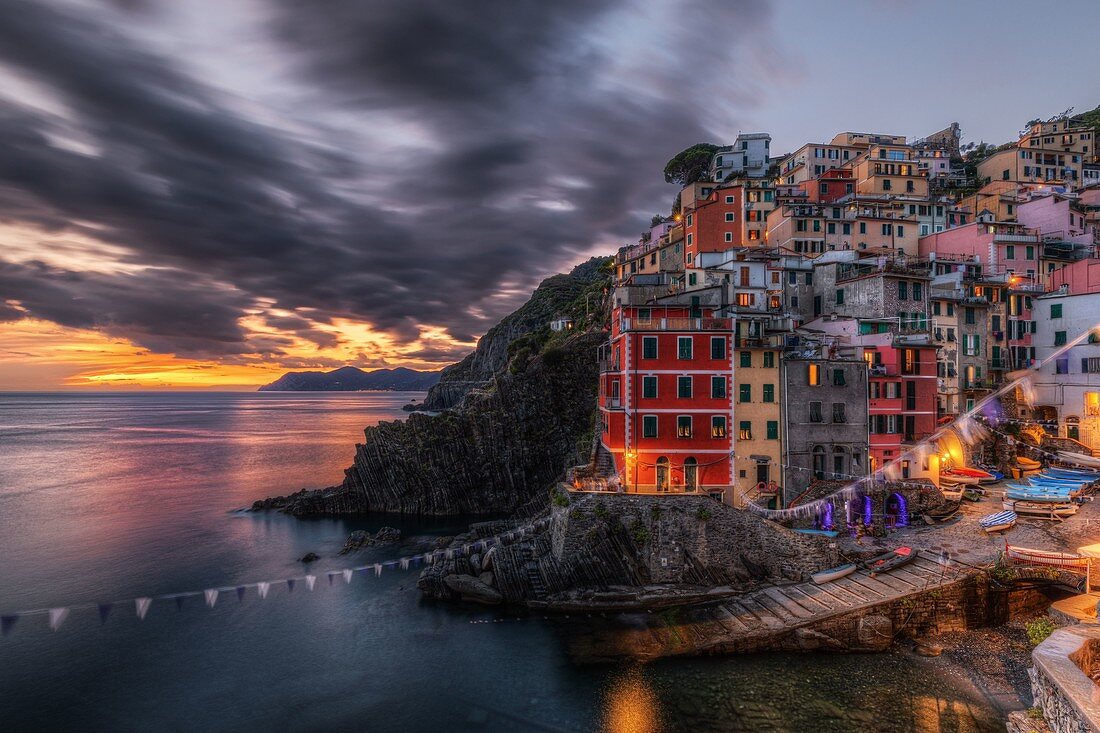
374;563;382;577
342;569;353;584
204;589;219;608
257;582;270;599
400;558;409;571
305;575;316;591
135;597;152;620
49;607;69;631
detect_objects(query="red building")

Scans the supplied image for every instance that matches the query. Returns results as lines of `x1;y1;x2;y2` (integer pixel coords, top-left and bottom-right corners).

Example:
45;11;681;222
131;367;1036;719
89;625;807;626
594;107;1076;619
805;168;855;204
683;185;744;265
863;334;938;474
598;292;733;494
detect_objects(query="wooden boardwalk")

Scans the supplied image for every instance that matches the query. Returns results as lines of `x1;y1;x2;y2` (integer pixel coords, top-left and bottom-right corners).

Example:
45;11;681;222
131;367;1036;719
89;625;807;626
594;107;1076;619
567;553;977;661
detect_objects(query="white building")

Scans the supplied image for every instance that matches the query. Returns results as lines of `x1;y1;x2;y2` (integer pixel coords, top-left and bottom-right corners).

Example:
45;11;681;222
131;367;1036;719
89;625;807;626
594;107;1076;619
1031;289;1100;450
711;133;771;181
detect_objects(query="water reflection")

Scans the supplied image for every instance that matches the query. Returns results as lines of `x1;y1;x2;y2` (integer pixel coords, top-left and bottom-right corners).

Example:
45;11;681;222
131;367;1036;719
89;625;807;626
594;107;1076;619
601;666;662;733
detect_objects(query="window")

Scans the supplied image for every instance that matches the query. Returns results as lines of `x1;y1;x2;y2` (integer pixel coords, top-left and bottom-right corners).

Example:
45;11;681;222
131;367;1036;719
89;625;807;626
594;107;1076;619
642;337;657;359
738;383;751;402
688;272;697;286
711;336;726;360
766;421;778;440
677;416;692;438
738;421;752;440
678;336;693;359
900;348;918;374
1051;303;1063;318
677;376;693;398
736;293;753;307
964;307;975;325
808;363;821;385
711;416;727;438
898;281;908;300
642;376;657;399
933;301;941;316
912;282;921;301
711;376;726;399
724;232;733;242
1055;331;1067;346
809;401;822;422
642;415;658;438
836;289;845;304
740;351;752;368
1026;245;1034;260
832;403;846;423
725;195;734;204
725;212;735;222
762;384;775;403
1056;358;1069;375
882;179;892;191
832;369;845;386
763;351;775;369
1006;245;1014;260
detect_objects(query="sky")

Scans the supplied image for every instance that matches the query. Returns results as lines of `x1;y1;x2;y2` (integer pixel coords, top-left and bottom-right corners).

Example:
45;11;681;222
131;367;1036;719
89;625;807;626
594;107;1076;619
0;0;1097;390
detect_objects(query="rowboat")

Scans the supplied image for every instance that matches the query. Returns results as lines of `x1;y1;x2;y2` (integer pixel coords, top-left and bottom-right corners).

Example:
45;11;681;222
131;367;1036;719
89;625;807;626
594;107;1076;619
962;488;983;502
1002;499;1078;519
978;510;1016;533
1058;451;1100;470
1017;456;1042;470
864;547;917;577
943;467;997;483
1005;488;1075;502
940;487;964;501
924;501;961;522
811;563;857;584
1046;468;1100;481
1006;545;1089;568
940;473;980;486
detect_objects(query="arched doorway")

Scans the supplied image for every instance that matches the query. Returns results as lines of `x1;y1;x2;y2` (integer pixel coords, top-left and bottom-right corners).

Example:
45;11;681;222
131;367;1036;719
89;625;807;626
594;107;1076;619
886;492;909;528
656;456;670;492
683;457;698;492
832;446;847;479
812;446;825;479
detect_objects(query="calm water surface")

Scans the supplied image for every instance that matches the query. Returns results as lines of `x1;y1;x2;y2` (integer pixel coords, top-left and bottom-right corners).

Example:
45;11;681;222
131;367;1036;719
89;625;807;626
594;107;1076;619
0;392;1006;732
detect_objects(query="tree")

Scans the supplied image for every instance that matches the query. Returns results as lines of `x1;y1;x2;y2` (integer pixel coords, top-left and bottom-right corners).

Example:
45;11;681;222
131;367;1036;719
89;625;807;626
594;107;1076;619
663;143;720;186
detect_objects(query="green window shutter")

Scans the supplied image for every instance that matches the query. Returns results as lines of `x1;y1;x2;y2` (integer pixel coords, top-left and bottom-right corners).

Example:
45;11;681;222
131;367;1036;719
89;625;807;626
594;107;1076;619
763;384;774;403
766;421;778;440
739;384;751;402
1051;303;1062;318
739;351;752;368
642;415;657;438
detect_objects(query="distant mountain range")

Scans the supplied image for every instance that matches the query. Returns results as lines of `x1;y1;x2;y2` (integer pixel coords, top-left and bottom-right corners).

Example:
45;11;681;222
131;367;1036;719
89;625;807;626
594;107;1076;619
258;366;441;392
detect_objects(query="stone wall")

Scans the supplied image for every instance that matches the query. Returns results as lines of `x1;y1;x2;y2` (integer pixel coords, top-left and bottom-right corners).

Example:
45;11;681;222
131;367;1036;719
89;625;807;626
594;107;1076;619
1030;627;1100;733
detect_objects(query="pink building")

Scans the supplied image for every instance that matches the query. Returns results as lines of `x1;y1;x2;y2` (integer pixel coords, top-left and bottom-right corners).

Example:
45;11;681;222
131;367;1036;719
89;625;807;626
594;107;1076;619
1016;191;1096;245
918;221;1041;282
1049;259;1100;295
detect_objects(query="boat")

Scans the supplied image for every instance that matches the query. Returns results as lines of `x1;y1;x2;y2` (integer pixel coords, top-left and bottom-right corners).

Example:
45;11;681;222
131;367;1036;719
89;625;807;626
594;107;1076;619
979;468;1005;482
795;529;839;538
1017;456;1042;470
1002;499;1078;519
1006;545;1089;569
1058;451;1100;470
940;473;980;486
943;467;997;483
962;488;983;502
924;501;961;522
940;487;964;501
1005;489;1075;502
978;510;1016;533
1046;467;1100;481
865;547;917;577
811;563;857;584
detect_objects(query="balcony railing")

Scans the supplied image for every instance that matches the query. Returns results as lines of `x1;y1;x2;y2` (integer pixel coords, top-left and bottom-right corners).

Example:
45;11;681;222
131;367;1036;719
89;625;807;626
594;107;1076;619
621;317;732;332
598;359;621;373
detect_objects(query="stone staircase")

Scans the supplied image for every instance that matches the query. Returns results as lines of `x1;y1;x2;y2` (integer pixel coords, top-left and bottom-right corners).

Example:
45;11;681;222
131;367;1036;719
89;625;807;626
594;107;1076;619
522;544;548;599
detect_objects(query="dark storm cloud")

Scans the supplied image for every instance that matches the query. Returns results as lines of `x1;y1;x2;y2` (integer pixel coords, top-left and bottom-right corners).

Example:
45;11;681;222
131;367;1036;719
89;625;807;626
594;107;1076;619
0;0;774;359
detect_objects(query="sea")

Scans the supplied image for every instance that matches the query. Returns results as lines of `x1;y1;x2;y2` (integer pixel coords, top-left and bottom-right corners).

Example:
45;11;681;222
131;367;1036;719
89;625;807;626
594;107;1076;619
0;391;1008;732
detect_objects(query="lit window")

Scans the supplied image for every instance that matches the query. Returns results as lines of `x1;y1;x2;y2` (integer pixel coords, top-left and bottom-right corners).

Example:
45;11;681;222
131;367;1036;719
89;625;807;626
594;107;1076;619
711;416;727;438
677;416;693;438
808;363;821;385
738;421;752;440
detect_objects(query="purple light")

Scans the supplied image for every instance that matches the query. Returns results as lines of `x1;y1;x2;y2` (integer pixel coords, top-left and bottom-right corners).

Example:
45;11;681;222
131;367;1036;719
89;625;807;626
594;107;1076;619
863;495;872;526
891;492;908;528
821;502;834;530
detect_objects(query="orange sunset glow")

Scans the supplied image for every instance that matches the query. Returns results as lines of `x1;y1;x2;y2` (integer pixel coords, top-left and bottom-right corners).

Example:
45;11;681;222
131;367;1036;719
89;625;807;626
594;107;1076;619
0;317;470;391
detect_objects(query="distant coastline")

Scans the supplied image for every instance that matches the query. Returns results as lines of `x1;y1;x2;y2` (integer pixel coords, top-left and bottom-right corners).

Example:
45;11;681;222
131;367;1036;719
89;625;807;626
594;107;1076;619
258;366;441;392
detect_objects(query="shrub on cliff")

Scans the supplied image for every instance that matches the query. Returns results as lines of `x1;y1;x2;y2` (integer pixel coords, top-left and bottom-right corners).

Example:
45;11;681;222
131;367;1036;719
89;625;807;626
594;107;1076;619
1026;616;1056;646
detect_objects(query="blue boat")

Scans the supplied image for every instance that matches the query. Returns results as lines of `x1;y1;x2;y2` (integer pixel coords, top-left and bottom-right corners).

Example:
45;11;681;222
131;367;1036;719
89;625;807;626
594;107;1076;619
1005;488;1075;502
795;529;839;538
1046;468;1100;481
1006;481;1073;492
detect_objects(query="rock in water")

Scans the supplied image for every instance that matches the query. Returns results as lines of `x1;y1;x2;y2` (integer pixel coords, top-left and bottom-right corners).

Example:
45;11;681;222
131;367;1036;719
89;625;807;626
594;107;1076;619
373;527;401;545
443;574;503;605
339;530;372;555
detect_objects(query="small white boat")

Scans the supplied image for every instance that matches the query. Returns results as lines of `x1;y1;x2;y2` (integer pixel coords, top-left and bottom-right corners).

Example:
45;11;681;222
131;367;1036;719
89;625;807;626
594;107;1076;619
1003;499;1078;519
1058;451;1100;470
978;510;1016;533
811;563;857;584
940;487;964;501
940;473;980;486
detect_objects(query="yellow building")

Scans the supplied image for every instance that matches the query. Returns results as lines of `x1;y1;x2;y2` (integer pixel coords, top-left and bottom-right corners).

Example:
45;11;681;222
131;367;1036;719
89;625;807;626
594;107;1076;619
731;336;783;507
849;144;929;198
977;119;1097;189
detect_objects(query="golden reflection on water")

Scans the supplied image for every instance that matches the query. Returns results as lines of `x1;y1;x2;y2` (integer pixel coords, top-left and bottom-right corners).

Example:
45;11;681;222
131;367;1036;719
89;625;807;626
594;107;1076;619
600;666;662;733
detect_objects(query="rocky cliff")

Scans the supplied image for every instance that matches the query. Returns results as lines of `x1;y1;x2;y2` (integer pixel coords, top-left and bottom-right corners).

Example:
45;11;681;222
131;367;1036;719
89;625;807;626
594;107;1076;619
255;257;613;517
421;257;609;411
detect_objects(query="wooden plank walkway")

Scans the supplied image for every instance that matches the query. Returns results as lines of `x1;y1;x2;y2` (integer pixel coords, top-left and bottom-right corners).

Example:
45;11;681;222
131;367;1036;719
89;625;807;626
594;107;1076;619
706;553;967;640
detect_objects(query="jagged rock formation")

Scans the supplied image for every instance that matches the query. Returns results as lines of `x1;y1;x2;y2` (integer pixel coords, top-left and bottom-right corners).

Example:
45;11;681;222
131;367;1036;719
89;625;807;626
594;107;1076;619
417;494;839;605
254;257;613;517
421;257;609;411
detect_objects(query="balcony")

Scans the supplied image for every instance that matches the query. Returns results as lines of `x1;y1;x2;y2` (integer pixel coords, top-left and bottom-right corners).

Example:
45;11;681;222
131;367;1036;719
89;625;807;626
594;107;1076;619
603;397;623;409
621;317;732;332
993;233;1039;243
598;359;621;373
